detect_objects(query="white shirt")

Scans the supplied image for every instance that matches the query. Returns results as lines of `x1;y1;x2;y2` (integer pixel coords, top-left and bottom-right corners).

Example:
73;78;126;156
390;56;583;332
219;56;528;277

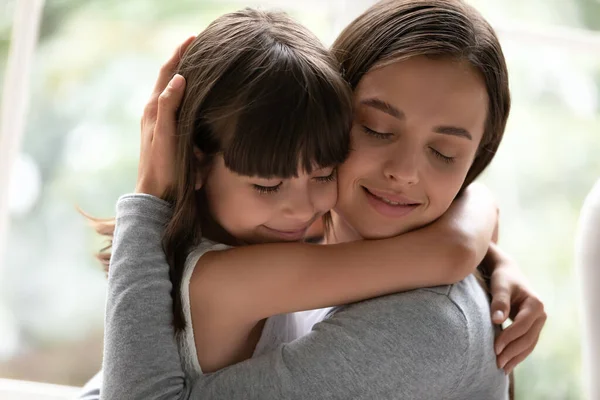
178;240;330;378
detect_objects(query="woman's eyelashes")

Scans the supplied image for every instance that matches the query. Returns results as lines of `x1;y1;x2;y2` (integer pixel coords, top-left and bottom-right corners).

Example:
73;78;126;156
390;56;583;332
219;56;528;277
362;125;393;140
362;124;456;165
429;147;455;164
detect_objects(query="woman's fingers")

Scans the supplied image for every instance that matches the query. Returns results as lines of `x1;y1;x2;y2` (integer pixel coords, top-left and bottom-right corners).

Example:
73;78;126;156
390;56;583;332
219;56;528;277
135;74;186;198
135;37;194;198
143;35;195;124
155;74;186;146
151;35;196;98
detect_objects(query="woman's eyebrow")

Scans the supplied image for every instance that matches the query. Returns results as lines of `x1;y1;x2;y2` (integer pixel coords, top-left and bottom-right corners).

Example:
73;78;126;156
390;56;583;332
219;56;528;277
433;126;472;140
360;98;404;119
361;97;472;140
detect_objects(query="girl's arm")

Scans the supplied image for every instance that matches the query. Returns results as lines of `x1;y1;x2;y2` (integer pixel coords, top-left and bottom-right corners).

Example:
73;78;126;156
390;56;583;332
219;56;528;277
193;182;498;323
475;203;546;375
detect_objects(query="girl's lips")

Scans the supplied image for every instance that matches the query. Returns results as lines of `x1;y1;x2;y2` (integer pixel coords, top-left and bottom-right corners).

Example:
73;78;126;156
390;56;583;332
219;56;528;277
362;186;420;218
262;225;310;241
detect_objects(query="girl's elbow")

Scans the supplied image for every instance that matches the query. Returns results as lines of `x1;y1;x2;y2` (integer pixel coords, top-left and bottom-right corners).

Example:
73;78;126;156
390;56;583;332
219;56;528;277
447;240;479;283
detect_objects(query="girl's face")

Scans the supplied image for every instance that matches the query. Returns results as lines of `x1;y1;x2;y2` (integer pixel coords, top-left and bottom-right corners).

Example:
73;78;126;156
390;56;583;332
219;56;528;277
204;156;337;244
334;56;489;239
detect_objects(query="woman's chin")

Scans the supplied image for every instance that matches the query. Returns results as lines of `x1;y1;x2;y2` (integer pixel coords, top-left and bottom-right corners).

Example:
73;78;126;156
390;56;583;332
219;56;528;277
350;217;414;240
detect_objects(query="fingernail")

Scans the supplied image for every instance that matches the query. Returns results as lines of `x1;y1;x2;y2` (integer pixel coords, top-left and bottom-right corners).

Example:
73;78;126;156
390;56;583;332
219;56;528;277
169;74;184;89
499;359;506;369
495;343;504;355
493;310;504;322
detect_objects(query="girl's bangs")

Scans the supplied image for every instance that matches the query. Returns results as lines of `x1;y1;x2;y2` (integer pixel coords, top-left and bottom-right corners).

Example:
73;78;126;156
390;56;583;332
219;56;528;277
221;63;352;178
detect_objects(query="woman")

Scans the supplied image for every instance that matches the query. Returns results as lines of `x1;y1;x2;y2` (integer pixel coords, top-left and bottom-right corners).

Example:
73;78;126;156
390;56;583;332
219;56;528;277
89;8;499;377
85;1;547;399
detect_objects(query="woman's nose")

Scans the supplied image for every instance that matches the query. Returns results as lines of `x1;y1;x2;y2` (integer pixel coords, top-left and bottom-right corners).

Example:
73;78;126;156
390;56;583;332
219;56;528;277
382;147;420;186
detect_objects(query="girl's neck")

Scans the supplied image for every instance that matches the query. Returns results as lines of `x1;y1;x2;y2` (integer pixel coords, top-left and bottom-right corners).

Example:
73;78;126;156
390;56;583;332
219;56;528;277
325;210;363;245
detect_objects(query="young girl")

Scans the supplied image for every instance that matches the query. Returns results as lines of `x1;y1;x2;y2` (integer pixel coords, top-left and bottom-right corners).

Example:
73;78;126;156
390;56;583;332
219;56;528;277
88;7;500;380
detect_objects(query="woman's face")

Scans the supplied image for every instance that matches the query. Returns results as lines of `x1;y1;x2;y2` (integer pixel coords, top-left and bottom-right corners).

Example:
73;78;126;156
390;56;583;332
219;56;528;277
335;56;489;239
204;156;337;244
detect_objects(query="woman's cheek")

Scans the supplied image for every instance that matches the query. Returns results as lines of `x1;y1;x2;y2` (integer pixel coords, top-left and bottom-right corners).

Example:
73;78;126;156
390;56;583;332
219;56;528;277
432;172;464;211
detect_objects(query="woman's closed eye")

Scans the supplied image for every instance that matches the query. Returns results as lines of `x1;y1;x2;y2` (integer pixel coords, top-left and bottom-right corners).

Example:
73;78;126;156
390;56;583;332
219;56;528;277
362;125;393;140
429;147;455;164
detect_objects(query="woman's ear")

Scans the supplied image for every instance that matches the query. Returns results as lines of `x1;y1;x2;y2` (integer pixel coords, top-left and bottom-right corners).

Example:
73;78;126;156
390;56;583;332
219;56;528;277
193;147;205;190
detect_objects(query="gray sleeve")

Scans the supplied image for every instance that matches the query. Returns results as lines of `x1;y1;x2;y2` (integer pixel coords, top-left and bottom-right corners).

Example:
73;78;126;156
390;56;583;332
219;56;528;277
101;194;194;400
101;195;468;400
188;292;469;400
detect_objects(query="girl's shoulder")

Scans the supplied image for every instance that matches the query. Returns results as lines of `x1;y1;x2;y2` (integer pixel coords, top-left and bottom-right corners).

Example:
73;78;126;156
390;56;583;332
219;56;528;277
185;238;232;268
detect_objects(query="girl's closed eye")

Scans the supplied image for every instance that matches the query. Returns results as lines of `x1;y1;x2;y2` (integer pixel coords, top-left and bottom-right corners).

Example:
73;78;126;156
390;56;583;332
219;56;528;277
362;125;393;140
253;182;282;195
314;169;337;183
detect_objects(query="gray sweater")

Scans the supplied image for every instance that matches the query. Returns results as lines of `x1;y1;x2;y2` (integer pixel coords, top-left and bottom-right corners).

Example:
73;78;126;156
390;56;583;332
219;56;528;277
100;194;508;400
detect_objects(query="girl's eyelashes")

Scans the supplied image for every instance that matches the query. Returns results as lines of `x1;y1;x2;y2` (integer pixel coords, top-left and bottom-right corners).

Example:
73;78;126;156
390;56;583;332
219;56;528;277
429;147;455;164
314;169;337;183
253;183;282;194
252;170;335;194
362;125;393;140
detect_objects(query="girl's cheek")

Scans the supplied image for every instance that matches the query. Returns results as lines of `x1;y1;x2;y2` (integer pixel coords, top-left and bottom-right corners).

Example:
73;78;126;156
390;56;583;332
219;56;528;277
321;184;339;212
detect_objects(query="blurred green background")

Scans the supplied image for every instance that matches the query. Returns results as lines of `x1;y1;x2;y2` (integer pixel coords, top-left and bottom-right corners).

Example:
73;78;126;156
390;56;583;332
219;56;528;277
0;1;598;398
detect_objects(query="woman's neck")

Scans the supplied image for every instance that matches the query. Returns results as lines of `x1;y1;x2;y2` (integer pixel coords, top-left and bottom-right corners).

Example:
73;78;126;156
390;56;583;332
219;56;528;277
325;210;363;245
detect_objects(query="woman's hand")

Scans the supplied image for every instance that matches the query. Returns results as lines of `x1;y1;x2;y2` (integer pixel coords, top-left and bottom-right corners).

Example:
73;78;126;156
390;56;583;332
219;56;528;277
134;35;195;199
487;243;547;374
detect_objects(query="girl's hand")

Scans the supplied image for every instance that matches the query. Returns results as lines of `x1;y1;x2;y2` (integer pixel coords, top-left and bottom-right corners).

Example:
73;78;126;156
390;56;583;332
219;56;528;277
134;35;195;199
488;244;547;374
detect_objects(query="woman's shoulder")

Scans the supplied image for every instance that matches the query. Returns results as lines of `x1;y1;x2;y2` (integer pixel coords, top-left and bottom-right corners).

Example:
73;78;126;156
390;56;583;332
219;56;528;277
330;278;485;334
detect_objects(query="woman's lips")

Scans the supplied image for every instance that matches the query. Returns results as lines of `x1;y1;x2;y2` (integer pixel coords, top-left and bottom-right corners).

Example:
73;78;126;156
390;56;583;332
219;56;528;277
362;186;420;218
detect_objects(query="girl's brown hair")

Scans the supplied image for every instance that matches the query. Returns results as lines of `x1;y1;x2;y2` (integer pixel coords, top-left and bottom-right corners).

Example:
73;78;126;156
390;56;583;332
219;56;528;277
87;8;353;332
331;0;510;192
